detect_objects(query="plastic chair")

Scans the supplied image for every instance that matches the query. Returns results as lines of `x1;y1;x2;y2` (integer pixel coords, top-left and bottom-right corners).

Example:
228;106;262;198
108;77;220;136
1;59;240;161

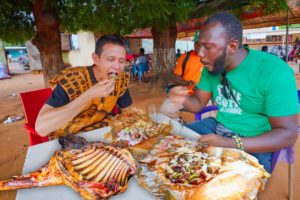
20;88;52;146
268;90;300;199
195;101;296;200
131;64;138;80
271;146;294;200
268;89;300;200
195;105;218;120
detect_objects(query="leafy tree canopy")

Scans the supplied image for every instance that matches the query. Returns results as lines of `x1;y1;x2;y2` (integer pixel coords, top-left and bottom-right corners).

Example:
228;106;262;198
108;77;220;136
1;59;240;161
0;0;196;43
193;0;288;18
0;0;34;43
0;0;288;44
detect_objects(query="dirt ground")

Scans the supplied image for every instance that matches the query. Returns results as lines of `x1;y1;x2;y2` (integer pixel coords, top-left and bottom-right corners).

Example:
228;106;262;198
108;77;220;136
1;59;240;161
0;66;299;200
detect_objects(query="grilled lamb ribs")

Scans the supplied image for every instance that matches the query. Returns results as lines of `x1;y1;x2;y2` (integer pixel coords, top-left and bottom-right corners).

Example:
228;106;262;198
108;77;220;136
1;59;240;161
0;135;136;200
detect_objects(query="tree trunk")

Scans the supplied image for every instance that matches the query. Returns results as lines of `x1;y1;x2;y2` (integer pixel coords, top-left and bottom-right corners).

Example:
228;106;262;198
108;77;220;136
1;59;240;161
32;0;64;87
151;25;177;88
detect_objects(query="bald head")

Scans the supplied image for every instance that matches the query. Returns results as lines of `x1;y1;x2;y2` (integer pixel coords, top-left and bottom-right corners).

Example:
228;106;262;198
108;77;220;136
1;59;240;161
204;12;243;49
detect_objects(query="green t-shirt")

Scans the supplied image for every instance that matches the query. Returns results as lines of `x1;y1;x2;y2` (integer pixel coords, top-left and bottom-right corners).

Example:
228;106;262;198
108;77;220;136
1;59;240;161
197;48;299;137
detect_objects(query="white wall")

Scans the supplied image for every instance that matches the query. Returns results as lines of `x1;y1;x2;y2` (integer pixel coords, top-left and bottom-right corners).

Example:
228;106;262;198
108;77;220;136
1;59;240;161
141;39;194;54
68;32;95;66
175;40;194;53
141;39;153;54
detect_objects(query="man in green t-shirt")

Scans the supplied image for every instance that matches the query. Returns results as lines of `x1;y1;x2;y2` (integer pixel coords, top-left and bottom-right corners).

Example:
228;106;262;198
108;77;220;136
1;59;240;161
167;12;299;173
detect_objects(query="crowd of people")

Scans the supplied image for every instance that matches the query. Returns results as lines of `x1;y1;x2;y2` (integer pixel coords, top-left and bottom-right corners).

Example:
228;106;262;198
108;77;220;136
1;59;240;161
257;43;300;73
259;43;300;63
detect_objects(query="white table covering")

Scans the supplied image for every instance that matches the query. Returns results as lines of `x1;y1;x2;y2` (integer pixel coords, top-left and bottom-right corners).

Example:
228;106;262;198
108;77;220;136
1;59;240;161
16;114;200;200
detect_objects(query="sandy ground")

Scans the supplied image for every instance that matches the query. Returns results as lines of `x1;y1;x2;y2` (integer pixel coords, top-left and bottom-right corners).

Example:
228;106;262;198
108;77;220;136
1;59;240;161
0;64;299;200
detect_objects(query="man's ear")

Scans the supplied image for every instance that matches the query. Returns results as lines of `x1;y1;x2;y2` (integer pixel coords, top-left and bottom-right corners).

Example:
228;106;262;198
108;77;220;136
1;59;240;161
92;53;99;63
227;40;240;55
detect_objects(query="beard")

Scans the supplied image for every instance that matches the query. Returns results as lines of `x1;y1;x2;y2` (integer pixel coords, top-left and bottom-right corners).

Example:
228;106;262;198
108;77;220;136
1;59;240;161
210;47;227;75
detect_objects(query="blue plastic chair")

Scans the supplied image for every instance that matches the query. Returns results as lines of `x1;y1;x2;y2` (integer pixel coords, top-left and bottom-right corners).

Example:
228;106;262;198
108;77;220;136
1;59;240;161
195;105;218;121
137;63;148;82
131;64;138;80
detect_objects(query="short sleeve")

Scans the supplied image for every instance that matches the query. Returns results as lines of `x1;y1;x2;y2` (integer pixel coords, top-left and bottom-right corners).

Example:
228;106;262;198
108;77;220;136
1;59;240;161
117;88;132;108
265;67;299;116
196;67;213;92
46;84;70;107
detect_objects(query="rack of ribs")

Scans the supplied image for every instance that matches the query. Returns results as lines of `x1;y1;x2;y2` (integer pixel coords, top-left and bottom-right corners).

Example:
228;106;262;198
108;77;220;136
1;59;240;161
0;135;137;200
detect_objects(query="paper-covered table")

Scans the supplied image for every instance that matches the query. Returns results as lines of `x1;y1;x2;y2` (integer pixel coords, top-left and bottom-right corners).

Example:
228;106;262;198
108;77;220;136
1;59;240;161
16;114;199;200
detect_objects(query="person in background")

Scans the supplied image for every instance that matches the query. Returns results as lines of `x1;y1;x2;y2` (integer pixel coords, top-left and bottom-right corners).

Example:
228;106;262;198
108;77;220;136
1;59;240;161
289;43;300;62
166;12;298;173
5;51;10;63
243;44;249;49
294;43;300;73
0;60;11;79
169;30;204;93
277;45;286;61
160;31;205;117
261;46;268;53
132;48;148;82
36;35;132;139
135;48;148;66
176;49;182;59
288;45;296;62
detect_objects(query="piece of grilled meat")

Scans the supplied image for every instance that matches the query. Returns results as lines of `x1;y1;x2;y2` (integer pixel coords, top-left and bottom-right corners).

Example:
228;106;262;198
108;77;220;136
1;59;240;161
0;135;136;200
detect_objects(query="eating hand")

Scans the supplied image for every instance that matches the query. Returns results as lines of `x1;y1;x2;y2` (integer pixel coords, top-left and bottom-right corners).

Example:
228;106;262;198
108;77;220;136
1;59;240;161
86;79;115;99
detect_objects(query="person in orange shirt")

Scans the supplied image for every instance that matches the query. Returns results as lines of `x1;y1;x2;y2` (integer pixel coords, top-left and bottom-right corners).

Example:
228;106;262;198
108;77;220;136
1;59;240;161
170;31;204;94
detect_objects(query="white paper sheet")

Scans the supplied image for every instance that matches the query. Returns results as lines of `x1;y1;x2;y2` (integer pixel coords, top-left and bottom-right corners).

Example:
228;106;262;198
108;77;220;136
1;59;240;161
16;113;200;200
151;113;201;140
16;127;154;200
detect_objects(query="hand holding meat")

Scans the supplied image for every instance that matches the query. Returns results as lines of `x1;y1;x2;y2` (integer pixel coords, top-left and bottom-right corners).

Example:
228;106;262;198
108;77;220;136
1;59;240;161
85;79;115;99
168;86;190;104
160;86;189;118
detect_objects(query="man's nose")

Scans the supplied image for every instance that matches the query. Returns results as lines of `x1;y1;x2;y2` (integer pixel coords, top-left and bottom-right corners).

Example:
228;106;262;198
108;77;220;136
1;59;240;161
111;61;120;70
198;46;205;57
112;65;118;69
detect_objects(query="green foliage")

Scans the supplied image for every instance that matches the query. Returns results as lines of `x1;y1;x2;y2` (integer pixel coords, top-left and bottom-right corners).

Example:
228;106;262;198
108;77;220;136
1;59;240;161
0;0;197;43
0;0;289;43
242;0;287;14
128;1;193;29
59;0;140;35
193;0;288;18
60;0;196;35
0;0;34;43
